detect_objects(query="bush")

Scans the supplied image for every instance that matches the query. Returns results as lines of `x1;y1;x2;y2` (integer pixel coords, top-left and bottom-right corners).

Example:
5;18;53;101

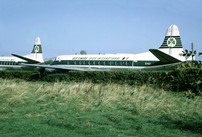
0;62;201;94
169;68;202;93
42;74;70;82
0;70;35;80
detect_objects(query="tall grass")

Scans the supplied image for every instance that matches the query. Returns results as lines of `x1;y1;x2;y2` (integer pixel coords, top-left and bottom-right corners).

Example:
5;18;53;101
0;78;201;137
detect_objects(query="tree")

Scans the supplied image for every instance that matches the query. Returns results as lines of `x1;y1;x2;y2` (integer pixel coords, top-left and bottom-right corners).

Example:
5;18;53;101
80;50;87;55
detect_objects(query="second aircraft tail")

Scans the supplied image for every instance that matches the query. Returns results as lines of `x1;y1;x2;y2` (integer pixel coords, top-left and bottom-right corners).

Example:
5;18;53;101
12;37;44;64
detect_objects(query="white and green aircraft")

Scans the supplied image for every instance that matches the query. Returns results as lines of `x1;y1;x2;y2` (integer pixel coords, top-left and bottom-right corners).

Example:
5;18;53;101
23;25;192;71
0;37;44;70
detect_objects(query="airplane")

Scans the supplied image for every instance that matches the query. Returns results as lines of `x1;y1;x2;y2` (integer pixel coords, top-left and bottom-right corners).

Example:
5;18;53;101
22;24;192;71
0;37;44;70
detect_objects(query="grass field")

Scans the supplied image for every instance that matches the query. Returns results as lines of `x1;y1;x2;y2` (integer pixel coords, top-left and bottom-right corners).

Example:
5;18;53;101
0;78;201;137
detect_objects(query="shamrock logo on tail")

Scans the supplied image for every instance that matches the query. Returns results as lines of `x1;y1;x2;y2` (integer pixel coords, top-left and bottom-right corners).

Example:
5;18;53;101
167;37;177;47
34;45;40;53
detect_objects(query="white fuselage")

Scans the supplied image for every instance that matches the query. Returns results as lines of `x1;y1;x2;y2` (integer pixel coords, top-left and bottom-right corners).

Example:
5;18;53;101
0;56;26;70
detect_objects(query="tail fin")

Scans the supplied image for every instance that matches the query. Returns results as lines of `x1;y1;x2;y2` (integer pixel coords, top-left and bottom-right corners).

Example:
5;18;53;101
159;24;182;49
158;24;187;61
31;37;43;54
13;37;44;63
23;37;44;63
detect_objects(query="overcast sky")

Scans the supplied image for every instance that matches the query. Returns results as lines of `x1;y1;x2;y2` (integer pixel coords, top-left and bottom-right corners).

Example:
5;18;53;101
0;0;201;60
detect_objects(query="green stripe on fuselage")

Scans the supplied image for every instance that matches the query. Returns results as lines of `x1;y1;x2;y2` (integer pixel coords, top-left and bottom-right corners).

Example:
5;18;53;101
51;60;161;67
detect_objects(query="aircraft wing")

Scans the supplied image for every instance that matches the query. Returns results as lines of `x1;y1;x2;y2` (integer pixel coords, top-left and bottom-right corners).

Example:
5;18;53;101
12;54;41;64
149;49;181;63
21;64;98;71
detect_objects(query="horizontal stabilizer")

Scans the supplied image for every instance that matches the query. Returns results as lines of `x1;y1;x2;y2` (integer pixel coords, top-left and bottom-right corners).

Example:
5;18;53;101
149;49;181;63
12;54;41;64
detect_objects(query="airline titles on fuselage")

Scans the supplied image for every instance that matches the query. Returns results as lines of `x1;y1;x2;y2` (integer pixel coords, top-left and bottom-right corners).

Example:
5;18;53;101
71;56;129;60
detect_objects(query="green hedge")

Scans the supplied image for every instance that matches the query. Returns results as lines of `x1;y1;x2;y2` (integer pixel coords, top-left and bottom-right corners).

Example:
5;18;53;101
0;64;201;93
0;70;36;80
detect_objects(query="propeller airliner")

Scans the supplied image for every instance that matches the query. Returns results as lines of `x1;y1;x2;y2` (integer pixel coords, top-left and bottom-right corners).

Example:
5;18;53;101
20;25;192;71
